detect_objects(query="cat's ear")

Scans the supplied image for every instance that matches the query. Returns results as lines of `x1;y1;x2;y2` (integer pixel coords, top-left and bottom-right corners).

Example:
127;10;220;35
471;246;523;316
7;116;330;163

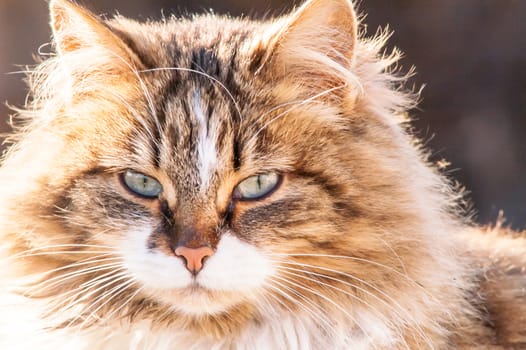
258;0;358;93
49;0;130;60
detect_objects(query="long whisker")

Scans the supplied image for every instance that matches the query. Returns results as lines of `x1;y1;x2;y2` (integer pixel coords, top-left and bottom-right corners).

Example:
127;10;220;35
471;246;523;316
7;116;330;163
49;270;132;327
12;243;114;253
95;283;142;327
265;279;339;339
78;87;163;165
270;274;379;349
106;50;164;140
75;278;137;330
376;235;409;276
276;267;412;350
275;261;419;324
253;286;285;320
263;286;317;349
61;278;134;333
9;250;116;262
26;255;119;278
25;261;124;297
272;256;436;349
269;253;428;292
43;269;130;311
9;244;114;260
252;83;348;140
139;67;244;125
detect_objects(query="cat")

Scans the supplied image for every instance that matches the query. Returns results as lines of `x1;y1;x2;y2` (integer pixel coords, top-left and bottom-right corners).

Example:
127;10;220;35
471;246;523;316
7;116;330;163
0;0;525;349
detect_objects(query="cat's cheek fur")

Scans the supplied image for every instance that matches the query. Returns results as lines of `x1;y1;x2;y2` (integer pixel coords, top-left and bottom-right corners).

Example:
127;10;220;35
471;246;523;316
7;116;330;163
197;233;275;291
120;226;193;290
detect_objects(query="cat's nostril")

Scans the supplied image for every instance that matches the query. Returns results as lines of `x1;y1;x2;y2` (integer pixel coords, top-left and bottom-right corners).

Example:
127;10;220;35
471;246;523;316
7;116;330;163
174;246;214;274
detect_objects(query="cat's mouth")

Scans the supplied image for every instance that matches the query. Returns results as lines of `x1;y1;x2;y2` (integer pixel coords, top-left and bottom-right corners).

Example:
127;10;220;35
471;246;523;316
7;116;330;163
122;229;273;315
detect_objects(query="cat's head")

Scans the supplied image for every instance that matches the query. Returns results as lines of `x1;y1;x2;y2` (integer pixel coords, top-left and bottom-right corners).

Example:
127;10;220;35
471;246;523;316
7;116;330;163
1;0;467;339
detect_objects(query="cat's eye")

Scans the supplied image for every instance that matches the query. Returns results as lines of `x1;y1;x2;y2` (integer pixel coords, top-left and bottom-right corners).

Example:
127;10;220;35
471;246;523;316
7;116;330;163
234;173;281;201
122;170;163;199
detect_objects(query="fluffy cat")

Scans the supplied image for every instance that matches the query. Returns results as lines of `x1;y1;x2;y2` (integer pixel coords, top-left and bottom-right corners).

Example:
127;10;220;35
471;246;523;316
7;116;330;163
0;0;525;349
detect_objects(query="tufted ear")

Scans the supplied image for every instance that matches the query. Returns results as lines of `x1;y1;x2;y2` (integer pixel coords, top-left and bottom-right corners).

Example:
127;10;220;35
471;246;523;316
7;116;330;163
260;0;358;92
49;0;132;60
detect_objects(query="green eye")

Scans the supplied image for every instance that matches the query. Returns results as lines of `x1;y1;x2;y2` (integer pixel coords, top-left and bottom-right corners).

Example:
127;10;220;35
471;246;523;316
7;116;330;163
234;173;281;201
122;170;163;198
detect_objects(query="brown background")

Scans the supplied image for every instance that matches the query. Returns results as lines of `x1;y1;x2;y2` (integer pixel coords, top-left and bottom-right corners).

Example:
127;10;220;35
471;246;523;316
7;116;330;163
1;0;525;229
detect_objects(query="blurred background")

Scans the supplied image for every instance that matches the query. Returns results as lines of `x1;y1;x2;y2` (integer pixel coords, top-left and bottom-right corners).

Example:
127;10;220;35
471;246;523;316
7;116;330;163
1;0;525;229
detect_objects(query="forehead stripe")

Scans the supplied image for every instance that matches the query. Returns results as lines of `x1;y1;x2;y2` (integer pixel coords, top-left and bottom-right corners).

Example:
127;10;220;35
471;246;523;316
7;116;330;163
193;90;218;191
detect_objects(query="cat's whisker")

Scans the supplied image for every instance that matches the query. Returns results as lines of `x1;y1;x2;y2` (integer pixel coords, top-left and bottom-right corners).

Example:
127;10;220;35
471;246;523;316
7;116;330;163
27;254;120;277
9;244;114;259
265;285;334;344
26;261;122;289
40;269;130;311
255;99;312;124
15;252;116;274
264;281;332;342
254;287;282;320
138;67;244;124
48;211;115;239
261;282;296;315
8;250;116;262
375;235;409;277
49;270;132;323
273;260;427;328
62;282;130;332
74;278;138;331
265;278;340;339
90;229;116;241
6;254;116;292
270;274;379;350
271;258;436;349
275;267;413;350
276;267;400;326
88;87;162;156
12;243;114;252
36;280;127;330
24;261;125;297
256;82;348;124
5;69;34;76
95;283;142;328
251;83;348;140
269;253;431;296
104;50;164;140
77;269;130;292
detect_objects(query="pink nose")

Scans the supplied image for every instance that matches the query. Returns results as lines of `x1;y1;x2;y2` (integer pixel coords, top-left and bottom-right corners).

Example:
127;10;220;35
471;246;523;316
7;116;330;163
174;246;214;274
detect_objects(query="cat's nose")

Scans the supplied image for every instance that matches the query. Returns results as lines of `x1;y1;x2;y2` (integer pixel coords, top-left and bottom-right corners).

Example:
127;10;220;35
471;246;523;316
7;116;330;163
174;246;214;274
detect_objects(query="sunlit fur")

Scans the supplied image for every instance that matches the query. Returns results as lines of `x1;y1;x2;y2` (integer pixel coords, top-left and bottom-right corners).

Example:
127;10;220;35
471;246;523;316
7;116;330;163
1;0;525;349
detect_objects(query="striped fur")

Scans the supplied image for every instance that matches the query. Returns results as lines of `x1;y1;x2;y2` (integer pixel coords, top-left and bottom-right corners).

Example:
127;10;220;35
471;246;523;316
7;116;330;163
0;0;524;349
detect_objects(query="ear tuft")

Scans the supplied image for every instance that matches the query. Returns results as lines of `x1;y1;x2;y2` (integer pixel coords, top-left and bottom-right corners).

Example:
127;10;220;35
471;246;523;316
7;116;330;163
49;0;129;58
281;0;357;62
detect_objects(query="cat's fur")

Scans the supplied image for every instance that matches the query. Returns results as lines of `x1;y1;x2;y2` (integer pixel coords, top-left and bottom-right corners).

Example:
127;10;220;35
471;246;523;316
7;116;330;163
0;0;524;349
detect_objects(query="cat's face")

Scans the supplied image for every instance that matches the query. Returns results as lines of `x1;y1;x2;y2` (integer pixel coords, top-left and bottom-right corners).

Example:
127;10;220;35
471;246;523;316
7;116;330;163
54;17;359;316
2;0;460;335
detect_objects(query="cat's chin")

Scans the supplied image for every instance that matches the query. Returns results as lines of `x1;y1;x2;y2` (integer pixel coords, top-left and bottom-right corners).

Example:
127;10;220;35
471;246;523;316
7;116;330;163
151;286;247;316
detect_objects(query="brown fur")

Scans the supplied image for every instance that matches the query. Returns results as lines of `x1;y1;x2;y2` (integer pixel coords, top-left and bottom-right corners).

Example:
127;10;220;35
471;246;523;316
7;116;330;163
0;0;524;349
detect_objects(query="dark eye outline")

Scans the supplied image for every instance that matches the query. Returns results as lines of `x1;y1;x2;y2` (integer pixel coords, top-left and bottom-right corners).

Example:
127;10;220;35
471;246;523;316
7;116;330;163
120;169;163;199
233;173;283;202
